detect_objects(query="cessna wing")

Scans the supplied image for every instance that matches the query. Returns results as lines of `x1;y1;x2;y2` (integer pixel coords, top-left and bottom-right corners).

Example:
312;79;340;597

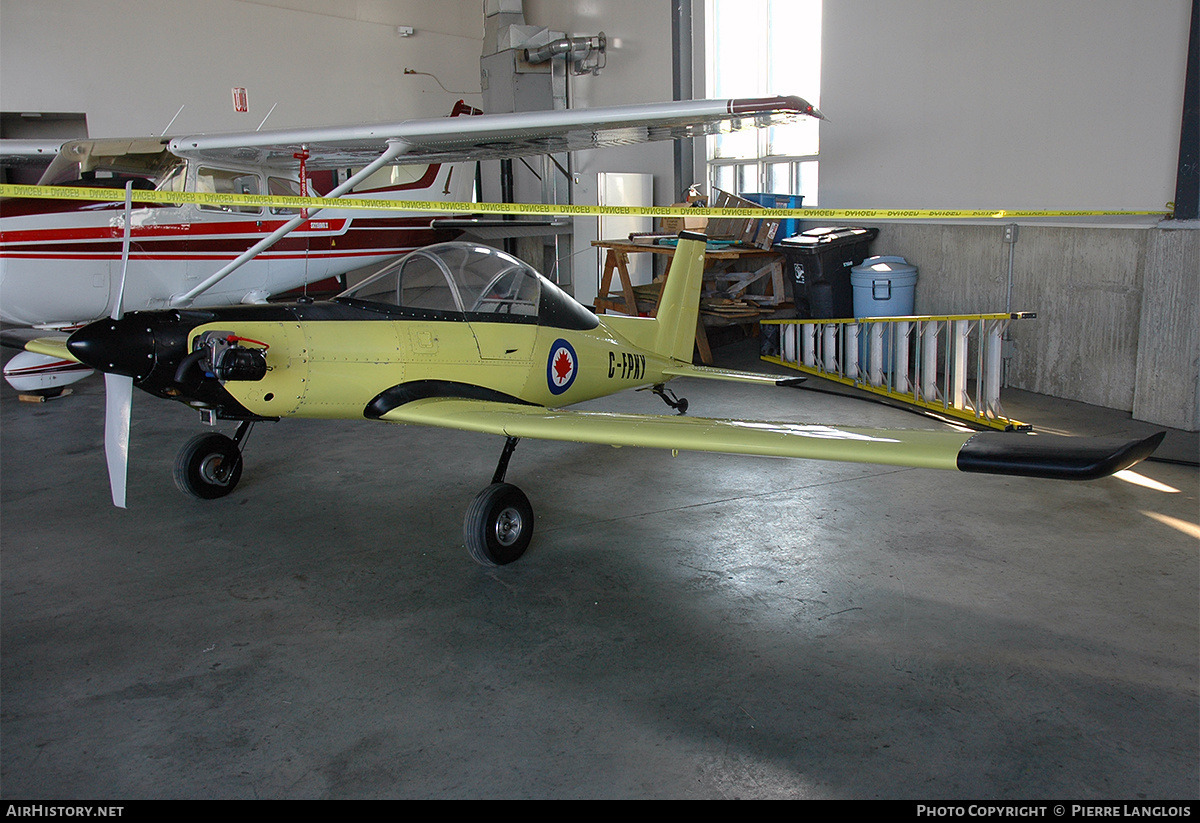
0;140;66;167
378;397;1165;482
166;96;823;169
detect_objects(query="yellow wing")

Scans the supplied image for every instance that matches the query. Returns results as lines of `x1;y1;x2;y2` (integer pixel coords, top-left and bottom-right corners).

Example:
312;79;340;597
378;397;1163;480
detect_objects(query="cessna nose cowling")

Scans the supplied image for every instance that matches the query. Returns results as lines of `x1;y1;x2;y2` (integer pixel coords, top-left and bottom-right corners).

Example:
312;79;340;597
67;316;157;380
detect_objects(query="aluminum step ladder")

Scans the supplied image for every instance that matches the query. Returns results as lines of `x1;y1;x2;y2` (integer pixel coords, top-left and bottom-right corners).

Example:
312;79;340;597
761;313;1036;431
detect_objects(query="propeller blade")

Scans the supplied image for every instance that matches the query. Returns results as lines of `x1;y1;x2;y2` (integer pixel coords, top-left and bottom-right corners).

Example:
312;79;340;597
104;372;133;508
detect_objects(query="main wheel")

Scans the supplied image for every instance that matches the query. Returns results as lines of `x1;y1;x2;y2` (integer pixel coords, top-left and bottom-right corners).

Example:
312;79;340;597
464;482;534;567
173;432;243;499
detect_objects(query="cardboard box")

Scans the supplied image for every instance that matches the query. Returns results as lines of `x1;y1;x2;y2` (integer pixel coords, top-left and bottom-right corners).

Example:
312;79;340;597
659;193;709;234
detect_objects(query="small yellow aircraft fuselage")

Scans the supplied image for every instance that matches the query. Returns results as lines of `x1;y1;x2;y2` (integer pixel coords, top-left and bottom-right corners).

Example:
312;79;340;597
60;235;1164;566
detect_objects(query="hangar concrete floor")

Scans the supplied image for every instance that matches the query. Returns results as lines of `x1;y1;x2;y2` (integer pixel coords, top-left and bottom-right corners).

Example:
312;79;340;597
1;339;1196;800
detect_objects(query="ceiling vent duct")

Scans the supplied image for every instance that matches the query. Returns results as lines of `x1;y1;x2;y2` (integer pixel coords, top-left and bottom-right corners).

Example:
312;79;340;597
522;33;606;76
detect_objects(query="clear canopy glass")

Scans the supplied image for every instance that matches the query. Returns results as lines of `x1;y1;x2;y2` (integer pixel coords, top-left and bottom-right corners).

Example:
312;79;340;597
341;243;541;316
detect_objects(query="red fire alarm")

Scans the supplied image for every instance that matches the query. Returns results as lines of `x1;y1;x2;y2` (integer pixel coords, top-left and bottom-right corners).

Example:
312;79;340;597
232;87;249;113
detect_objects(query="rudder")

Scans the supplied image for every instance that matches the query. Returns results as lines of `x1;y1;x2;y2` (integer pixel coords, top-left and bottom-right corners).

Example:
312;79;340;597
652;231;708;362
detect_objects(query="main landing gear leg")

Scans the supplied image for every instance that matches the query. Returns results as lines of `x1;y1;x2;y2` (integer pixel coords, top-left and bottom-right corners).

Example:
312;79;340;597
173;421;254;500
464;436;534;567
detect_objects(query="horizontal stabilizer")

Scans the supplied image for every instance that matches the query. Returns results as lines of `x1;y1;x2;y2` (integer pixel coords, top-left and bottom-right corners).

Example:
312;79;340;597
0;330;79;362
1;327;65;350
24;336;77;361
662;364;807;387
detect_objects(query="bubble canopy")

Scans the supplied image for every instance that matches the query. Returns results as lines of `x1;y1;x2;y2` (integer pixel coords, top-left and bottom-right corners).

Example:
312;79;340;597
338;242;598;330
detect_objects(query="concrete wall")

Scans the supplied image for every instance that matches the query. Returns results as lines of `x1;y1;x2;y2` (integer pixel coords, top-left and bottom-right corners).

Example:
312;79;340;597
1134;226;1200;430
859;221;1199;430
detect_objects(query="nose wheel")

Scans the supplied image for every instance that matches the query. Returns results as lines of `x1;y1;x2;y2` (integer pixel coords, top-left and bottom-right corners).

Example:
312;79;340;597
464;437;534;566
172;421;252;499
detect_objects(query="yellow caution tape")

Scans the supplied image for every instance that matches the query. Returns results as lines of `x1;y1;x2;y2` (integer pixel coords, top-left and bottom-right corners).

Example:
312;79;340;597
0;183;1171;220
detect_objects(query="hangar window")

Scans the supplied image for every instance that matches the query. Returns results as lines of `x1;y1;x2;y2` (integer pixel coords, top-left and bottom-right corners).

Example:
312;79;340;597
706;0;822;205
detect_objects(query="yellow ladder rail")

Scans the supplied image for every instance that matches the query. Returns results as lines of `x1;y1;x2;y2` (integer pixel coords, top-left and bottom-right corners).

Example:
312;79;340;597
761;312;1037;431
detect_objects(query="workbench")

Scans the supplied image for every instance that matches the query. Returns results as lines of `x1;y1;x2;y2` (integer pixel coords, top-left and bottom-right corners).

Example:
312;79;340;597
591;239;788;364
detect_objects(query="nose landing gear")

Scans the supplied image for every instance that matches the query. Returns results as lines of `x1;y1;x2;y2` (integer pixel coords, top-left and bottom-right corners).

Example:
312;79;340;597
173;421;253;499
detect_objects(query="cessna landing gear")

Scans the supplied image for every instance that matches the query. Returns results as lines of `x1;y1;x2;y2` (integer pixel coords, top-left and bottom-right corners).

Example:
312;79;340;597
464;437;534;566
172;421;253;500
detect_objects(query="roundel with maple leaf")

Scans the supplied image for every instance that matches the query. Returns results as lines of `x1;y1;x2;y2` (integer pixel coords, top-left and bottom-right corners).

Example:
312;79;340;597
546;338;578;395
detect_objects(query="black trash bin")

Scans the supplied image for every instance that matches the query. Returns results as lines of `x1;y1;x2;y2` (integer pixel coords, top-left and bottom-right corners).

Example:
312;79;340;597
779;226;879;318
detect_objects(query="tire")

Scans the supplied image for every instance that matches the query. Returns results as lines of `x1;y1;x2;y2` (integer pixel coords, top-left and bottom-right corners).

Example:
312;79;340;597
464;482;533;567
173;433;243;499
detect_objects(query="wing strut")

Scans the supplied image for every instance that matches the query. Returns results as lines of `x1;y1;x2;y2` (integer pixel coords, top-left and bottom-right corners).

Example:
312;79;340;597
168;138;412;307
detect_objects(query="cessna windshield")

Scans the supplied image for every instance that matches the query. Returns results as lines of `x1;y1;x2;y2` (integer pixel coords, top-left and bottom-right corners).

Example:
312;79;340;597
339;243;598;331
38;138;184;190
35;139;294;212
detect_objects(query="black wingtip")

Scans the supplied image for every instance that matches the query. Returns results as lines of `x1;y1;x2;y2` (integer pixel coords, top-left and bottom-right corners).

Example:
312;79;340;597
957;431;1166;481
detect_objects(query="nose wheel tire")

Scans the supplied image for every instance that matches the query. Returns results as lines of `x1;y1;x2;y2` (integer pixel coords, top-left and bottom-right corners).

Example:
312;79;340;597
464;482;534;566
173;432;243;499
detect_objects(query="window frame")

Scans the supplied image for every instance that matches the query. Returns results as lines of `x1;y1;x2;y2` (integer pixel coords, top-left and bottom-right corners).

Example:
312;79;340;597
704;0;822;204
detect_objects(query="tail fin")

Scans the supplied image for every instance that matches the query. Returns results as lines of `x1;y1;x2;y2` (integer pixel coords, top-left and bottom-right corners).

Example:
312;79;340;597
652;232;708;361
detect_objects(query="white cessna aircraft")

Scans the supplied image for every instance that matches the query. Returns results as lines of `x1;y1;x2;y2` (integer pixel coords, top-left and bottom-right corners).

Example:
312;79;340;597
0;94;824;391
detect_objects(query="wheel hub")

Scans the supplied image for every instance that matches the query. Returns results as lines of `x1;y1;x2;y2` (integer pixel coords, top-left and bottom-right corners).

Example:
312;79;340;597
494;506;524;546
198;453;232;485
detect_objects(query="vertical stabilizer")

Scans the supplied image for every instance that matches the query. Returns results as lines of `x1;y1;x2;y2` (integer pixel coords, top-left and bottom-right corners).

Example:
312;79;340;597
652;232;708;361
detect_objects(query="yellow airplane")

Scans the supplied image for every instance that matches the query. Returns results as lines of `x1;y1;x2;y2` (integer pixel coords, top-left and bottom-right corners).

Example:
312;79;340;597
24;232;1163;566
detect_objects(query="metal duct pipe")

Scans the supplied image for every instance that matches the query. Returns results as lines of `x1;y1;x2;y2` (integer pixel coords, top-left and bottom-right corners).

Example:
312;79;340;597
523;33;605;65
